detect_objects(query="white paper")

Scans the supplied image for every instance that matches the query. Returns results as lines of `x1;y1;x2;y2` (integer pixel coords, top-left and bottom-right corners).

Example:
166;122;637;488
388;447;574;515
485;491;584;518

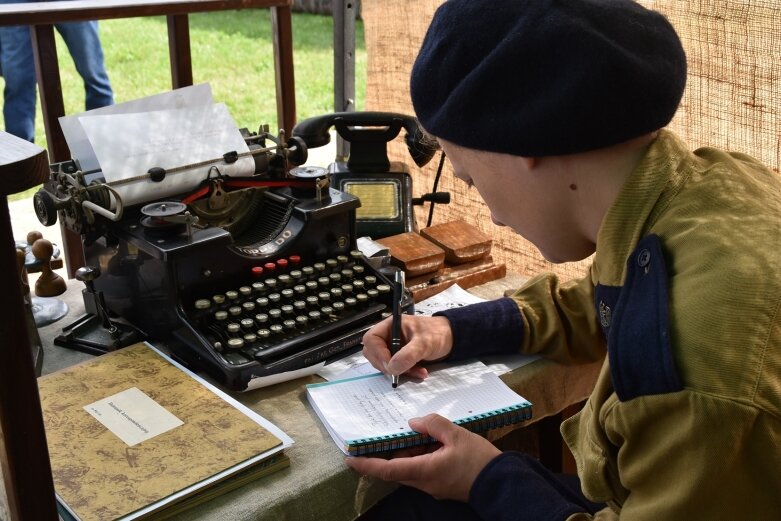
79;102;254;206
412;283;488;315
59;83;214;173
245;361;327;390
307;361;530;449
84;386;183;447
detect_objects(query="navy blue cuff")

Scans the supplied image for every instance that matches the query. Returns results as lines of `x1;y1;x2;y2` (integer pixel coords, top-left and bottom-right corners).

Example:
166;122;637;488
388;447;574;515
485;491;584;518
434;298;523;361
469;452;589;521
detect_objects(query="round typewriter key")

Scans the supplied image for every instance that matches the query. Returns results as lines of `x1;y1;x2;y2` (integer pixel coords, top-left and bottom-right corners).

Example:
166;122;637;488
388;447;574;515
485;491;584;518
264;278;278;289
229;306;242;316
227;323;241;334
194;299;211;310
302;266;315;277
350;250;363;259
290;269;303;280
332;301;345;313
317;276;329;287
365;275;377;285
337;255;349;264
239;286;252;297
257;328;271;339
295;315;308;327
251;266;264;278
318;291;331;302
282;319;296;330
341;269;354;280
226;290;239;301
255;296;269;308
214;310;228;321
243;332;257;344
269;308;282;319
345;297;357;307
376;284;391;294
252;282;266;293
212;294;226;305
293;300;307;311
313;262;326;273
255;313;269;324
227;338;244;349
353;280;365;290
293;284;306;295
305;281;318;292
277;258;289;270
270;324;284;335
213;341;224;352
281;288;294;300
353;265;365;274
326;258;338;270
356;293;369;304
309;310;323;321
281;304;294;315
289;255;301;265
240;318;254;329
367;289;379;299
278;274;292;286
306;295;319;307
329;273;342;284
242;302;256;312
268;293;281;303
341;283;354;294
264;262;276;272
330;287;343;298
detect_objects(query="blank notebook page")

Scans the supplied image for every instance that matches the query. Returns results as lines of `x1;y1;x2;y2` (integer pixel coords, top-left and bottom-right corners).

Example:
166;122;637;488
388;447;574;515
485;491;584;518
307;361;529;442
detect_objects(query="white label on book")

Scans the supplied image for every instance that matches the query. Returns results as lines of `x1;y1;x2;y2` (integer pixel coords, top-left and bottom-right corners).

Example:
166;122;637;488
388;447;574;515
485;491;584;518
84;387;184;446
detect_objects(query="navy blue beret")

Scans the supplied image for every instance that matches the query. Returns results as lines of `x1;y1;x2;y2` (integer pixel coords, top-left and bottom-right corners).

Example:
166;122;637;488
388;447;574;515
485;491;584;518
411;0;687;157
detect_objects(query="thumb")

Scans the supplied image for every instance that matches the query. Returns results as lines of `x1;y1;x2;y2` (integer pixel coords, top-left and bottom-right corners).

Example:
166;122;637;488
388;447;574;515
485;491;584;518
408;413;462;445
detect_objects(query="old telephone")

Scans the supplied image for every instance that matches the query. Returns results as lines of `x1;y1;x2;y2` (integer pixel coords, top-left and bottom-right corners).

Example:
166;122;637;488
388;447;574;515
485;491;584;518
291;111;445;239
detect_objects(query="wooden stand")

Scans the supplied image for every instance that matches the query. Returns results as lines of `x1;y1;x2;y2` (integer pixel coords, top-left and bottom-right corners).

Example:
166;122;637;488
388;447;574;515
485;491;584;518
0;132;59;520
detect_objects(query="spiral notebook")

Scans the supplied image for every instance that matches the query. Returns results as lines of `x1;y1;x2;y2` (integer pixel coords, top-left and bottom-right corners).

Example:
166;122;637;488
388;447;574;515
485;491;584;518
306;361;532;456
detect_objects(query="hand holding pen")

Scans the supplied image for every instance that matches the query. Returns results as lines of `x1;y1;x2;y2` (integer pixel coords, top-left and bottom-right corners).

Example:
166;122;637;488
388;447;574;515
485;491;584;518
389;270;405;388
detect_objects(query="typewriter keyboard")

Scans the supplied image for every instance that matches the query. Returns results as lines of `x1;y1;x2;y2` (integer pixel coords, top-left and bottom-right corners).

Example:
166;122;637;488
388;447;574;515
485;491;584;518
186;251;393;366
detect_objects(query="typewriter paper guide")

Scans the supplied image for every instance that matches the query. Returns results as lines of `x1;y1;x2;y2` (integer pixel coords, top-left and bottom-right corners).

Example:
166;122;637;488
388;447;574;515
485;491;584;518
59;83;214;174
78;102;255;207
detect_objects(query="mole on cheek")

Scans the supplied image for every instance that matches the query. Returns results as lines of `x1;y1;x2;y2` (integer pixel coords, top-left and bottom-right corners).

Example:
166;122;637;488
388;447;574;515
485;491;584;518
569;184;577;191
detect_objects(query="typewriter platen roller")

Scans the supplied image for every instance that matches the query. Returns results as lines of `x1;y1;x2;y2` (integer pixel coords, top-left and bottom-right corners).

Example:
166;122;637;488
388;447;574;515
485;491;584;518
34;116;434;391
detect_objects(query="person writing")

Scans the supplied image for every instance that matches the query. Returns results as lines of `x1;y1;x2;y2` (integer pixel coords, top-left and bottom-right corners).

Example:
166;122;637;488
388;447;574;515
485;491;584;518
0;0;113;142
349;0;781;519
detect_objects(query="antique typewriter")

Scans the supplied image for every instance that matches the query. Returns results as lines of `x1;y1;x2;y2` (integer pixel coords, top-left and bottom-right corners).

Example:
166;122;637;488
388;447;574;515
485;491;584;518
33;111;436;391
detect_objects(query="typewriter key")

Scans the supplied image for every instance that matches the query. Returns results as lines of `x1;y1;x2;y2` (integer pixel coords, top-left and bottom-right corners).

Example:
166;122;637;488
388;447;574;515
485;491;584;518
278;274;292;286
281;288;294;300
214;310;228;321
257;328;271;339
376;284;391;294
356;293;369;304
240;318;254;329
367;289;379;299
309;310;323;321
268;293;281;304
255;297;269;307
252;282;266;293
353;280;365;290
317;276;329;287
326;259;338;270
227;338;244;349
227;323;241;334
305;281;318;292
341;283;354;294
212;294;226;305
353;265;365;274
293;300;307;311
283;319;296;330
329;273;342;284
226;290;239;301
341;269;354;280
318;291;331;302
365;275;377;284
194;299;211;310
270;324;284;335
243;333;257;344
290;269;303;281
293;284;306;295
229;306;242;317
305;295;319;307
255;313;269;324
345;297;357;307
330;287;343;298
239;286;252;297
337;255;349;264
281;304;294;315
332;301;345;313
295;315;308;327
242;302;256;313
302;266;315;277
268;309;282;320
313;262;326;273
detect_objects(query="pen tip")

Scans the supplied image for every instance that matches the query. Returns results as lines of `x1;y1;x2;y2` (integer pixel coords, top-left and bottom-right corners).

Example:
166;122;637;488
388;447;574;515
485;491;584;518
392;382;398;388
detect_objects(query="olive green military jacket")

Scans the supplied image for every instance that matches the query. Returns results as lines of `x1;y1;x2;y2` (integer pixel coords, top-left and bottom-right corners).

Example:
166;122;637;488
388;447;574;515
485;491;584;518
509;130;781;519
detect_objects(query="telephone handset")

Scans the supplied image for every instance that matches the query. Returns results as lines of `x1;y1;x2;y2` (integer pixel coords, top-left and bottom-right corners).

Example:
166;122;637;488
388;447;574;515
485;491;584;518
292;111;441;239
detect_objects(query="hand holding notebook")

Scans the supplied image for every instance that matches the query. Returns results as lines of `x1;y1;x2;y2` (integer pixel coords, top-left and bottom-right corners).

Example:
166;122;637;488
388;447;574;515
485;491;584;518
306;361;532;456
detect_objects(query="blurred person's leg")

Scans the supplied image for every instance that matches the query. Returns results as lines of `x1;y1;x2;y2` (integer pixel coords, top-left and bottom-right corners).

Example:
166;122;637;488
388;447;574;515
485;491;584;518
56;21;113;109
0;23;36;142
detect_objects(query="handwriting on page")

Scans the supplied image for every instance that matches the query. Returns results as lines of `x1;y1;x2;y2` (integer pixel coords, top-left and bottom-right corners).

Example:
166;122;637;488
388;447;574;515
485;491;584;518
309;361;526;441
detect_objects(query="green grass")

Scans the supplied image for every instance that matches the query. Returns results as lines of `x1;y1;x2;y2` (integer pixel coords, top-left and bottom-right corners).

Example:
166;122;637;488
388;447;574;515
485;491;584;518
1;10;366;200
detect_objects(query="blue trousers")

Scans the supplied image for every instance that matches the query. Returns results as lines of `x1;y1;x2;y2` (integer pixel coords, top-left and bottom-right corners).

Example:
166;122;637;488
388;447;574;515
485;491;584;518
0;0;113;142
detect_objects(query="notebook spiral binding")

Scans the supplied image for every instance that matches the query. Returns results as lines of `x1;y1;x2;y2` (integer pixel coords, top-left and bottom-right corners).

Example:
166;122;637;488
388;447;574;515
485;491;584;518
344;403;533;456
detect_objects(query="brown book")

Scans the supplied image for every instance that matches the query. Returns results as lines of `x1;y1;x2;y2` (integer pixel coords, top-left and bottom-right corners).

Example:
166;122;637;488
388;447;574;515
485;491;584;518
376;231;446;277
420;220;493;264
38;342;292;521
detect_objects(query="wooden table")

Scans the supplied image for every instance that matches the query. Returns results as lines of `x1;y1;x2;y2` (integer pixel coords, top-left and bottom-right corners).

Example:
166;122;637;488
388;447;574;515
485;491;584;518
8;272;602;520
0;0;297;278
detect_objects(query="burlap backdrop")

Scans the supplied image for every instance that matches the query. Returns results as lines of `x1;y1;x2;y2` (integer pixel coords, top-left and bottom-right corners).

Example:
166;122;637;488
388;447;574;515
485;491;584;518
362;0;780;281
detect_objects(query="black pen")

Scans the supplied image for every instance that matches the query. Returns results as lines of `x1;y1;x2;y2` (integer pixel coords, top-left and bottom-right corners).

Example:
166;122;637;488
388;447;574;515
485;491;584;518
389;270;405;388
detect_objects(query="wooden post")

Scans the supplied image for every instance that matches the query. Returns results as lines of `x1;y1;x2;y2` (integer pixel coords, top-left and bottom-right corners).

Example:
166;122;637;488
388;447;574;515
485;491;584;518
0;133;58;520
